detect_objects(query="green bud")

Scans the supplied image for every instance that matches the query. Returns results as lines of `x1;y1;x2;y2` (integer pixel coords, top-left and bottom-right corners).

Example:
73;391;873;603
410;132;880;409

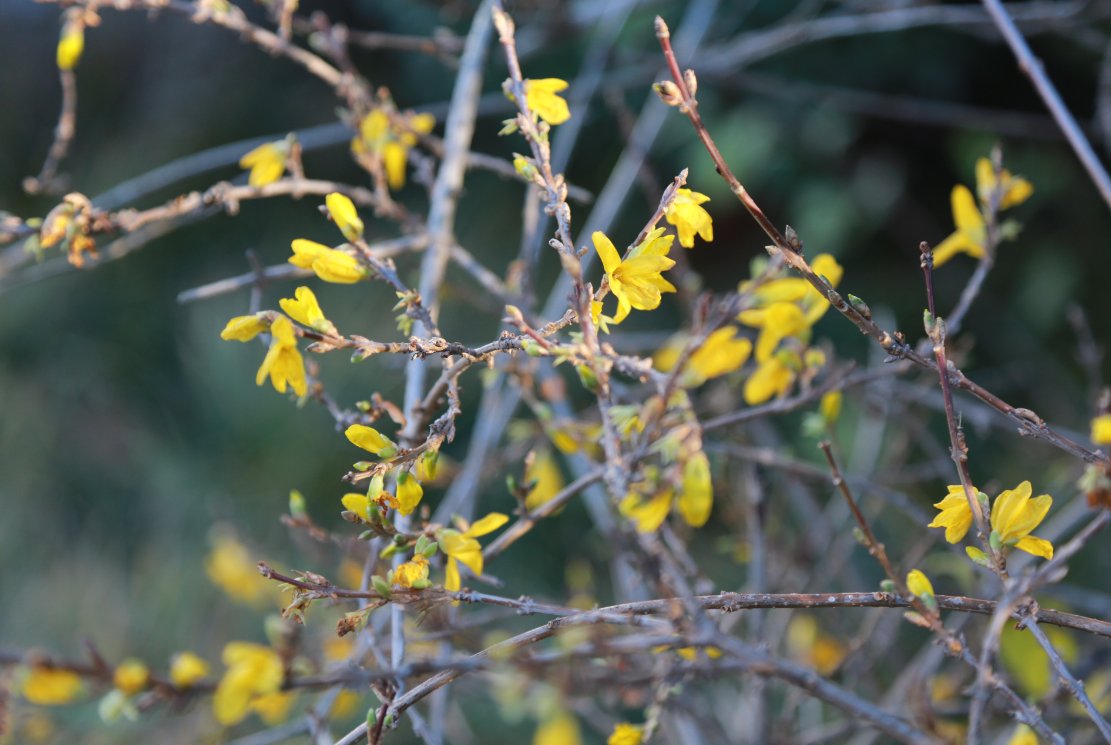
358;530;374;541
410;578;432;590
367;707;378;729
379;542;400;560
371;575;392;599
576;364;599;393
366;474;385;501
356;400;372;412
989;530;1003;552
288;489;307;519
923;310;935;334
965;546;991;567
879;579;897;594
353;461;374;472
851;526;867;546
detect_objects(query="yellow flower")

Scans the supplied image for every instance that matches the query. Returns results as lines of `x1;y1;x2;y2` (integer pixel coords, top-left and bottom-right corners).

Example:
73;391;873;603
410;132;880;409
743;353;795;405
820;391;842;423
220;314;268;342
991;481;1053;559
525;450;565;510
678;451;712;527
57;20;84;70
800;253;843;326
250;691;296;725
213;642;284;726
739;302;808;363
352;110;435;190
665;188;713;248
113;660;149;696
619;489;673;533
341;493;372;521
686;327;752;385
523;78;571;125
205;532;272;606
21;667;83;705
1092;414;1111;445
534;711;581;745
976;157;1033;210
169;652;210;688
933;185;986;266
594;229;676;323
1005;724;1039;745
928;485;975;544
314;249;366;284
786;614;846;676
608;723;644;745
591;298;620;334
439;512;509;591
325;192;364;242
905;569;934;599
344;424;397;458
279;286;336;334
238;141;287;187
256;316;307;397
390;554;430;588
396;472;424;516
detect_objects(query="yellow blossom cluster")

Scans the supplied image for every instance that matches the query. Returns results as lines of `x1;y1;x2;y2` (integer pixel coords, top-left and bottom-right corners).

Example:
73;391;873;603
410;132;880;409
933;157;1033;266
928;480;1054;560
438;512;508;592
352;109;435;190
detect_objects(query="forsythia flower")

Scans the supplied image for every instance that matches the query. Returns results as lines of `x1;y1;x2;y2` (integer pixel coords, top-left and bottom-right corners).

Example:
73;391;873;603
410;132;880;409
991;481;1053;559
608;724;644;745
905;569;935;599
976;157;1033;210
678;451;713;528
113;660;149;696
325;192;364;243
169;652;210;688
619;489;673;533
665;188;713;248
220;314;268;342
524;449;565;510
932;185;986;266
928;485;975;544
390;554;430;588
395;471;424;516
786;614;846;676
742;351;796;405
249;691;296;725
820;390;842;423
344;424;397;458
1092;414;1111;445
205;532;273;606
57;19;84;70
351;110;435;190
280;286;337;335
686;327;752;385
255;316;307;397
439;512;508;591
288;239;367;284
523;78;571;125
594;228;676;323
213;643;284;726
21;667;83;705
238;140;288;187
534;711;581;745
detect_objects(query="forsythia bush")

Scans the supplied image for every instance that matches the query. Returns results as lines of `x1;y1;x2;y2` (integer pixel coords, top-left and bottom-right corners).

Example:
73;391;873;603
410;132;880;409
3;2;1111;745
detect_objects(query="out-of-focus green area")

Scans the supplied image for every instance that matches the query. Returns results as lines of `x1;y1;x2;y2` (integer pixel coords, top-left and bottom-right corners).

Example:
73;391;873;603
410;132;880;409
2;1;1110;742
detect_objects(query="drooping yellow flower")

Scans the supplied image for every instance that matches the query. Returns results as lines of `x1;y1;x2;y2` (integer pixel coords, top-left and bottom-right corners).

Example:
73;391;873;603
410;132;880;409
396;472;424;516
169;652;210;688
352;110;436;190
439;513;508;592
57;20;84;70
21;667;83;705
325;192;364;242
238;141;288;187
608;723;644;745
933;185;986;266
739;302;809;363
743;353;795;405
523;78;571;125
928;485;975;544
205;533;272;606
220;314;268;342
524;450;564;510
905;569;935;599
113;660;149;696
256;316;307;397
1091;414;1111;445
534;710;581;745
213;642;284;726
1005;724;1039;745
594;229;676;323
390;554;430;588
678;451;712;527
976;157;1033;210
619;489;673;533
344;424;397;458
991;481;1053;559
301;245;364;284
279;286;336;334
686;327;752;385
665;188;713;248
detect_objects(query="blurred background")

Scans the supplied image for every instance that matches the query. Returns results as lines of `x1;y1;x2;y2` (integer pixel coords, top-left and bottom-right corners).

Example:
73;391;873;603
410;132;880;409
2;0;1110;742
